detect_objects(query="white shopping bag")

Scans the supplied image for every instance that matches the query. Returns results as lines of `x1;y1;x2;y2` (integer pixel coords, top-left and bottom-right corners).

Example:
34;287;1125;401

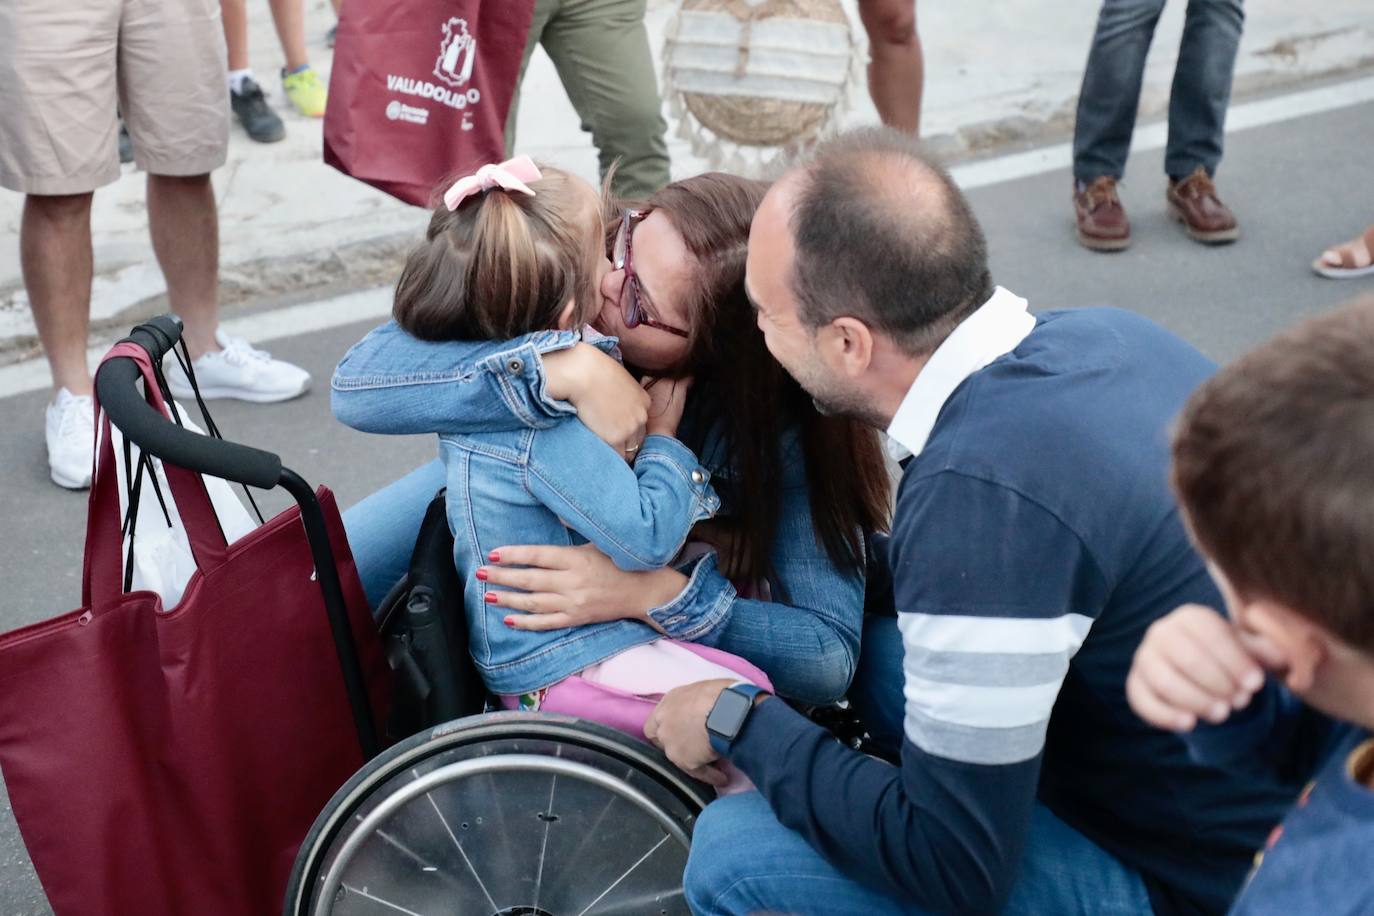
106;396;259;608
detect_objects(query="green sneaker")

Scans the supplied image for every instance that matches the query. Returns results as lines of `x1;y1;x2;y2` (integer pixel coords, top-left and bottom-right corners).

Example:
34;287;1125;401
281;66;327;118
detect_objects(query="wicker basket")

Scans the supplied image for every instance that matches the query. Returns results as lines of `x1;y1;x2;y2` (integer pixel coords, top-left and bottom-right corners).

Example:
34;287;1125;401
664;0;859;172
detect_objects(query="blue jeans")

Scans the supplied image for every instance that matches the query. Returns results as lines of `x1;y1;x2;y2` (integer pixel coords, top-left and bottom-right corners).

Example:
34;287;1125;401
342;457;446;610
686;794;1153;915
1073;0;1244;182
687;615;1152;915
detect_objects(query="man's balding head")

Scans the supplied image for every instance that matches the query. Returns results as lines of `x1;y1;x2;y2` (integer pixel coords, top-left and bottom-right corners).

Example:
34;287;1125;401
784;128;993;356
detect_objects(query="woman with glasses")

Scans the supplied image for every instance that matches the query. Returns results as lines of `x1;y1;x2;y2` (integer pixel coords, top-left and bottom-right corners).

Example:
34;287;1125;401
333;172;892;706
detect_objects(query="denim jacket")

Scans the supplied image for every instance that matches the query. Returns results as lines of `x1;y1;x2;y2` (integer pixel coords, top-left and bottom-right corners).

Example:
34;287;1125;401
333;321;719;694
333;324;866;703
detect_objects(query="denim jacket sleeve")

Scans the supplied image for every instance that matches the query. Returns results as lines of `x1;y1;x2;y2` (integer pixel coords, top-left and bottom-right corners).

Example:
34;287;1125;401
645;441;865;705
330;321;590;435
523;422;721;572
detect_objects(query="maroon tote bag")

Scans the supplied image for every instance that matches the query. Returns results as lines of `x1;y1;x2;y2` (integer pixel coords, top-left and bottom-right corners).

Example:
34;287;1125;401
325;0;537;206
0;343;388;916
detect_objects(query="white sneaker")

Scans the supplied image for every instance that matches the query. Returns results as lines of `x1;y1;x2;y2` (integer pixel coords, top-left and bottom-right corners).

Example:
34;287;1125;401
164;330;311;403
45;388;95;490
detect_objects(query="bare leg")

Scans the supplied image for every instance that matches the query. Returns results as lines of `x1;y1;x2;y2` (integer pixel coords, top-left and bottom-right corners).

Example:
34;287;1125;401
268;0;309;70
858;0;924;133
146;174;220;358
21;194;95;395
221;0;250;72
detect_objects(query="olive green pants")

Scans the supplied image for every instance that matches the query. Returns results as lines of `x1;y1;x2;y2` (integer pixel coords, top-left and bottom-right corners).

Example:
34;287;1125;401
505;0;670;199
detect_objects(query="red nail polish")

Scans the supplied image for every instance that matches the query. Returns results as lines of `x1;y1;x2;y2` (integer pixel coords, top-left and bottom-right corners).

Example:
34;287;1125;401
484;592;498;604
504;616;516;627
475;568;488;581
488;550;501;563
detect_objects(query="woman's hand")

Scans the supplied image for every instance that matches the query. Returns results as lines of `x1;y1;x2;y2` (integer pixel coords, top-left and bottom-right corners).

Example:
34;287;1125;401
479;543;688;631
643;376;693;439
543;344;650;456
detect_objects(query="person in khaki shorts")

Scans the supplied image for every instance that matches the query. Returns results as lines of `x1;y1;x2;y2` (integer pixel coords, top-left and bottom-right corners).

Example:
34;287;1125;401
505;0;669;198
0;0;309;490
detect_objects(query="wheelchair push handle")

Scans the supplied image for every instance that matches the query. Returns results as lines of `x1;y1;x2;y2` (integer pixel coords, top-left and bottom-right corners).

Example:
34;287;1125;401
94;315;284;489
97;314;382;761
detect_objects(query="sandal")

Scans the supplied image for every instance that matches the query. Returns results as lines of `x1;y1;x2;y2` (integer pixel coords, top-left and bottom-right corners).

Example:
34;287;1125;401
1312;223;1374;279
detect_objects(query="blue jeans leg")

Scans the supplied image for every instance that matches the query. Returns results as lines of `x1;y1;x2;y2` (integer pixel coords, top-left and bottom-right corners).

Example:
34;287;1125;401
848;614;905;756
685;794;1153;915
1001;805;1154;915
341;458;446;610
1072;0;1168;182
1164;0;1243;178
685;792;931;916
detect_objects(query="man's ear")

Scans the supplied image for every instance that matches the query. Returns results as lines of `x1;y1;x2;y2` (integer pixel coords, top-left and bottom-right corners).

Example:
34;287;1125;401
819;316;876;378
556;299;578;331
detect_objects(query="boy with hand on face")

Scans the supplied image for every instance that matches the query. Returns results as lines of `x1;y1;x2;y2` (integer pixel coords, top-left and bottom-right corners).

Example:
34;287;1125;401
1127;298;1374;915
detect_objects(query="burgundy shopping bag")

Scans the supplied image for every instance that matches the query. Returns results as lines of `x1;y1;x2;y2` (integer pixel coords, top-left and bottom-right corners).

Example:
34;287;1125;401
325;0;537;206
0;343;389;916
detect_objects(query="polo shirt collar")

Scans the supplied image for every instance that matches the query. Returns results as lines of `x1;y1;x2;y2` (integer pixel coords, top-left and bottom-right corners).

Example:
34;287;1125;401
886;286;1035;459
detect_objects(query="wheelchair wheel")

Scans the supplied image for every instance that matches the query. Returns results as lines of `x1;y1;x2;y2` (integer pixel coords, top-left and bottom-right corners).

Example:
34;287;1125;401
286;711;714;916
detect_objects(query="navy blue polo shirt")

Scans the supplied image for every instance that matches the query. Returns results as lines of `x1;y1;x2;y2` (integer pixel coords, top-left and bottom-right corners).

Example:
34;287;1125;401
728;306;1297;915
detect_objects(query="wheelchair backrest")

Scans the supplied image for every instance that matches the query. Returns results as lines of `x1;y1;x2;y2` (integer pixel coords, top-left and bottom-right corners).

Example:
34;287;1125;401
377;489;487;741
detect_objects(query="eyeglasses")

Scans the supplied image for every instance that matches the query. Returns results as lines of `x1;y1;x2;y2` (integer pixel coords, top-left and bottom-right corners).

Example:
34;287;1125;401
612;208;690;339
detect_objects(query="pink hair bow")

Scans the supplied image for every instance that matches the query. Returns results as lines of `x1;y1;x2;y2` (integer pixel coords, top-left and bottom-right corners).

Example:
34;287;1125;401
443;155;543;211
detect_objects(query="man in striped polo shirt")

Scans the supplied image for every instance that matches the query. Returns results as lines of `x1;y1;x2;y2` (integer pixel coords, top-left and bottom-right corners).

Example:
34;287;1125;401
644;127;1298;915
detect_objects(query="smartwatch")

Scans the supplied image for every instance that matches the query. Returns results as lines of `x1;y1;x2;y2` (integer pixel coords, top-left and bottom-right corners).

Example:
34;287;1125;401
706;683;769;755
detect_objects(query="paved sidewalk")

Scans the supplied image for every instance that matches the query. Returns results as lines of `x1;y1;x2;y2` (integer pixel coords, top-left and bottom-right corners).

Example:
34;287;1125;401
0;0;1370;356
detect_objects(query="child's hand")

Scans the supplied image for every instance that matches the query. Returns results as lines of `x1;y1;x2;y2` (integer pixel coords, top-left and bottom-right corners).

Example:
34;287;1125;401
643;376;692;439
1126;604;1267;732
544;344;650;457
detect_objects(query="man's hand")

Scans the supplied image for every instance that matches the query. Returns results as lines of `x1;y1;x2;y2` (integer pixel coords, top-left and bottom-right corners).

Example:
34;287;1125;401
644;678;737;787
1126;604;1268;732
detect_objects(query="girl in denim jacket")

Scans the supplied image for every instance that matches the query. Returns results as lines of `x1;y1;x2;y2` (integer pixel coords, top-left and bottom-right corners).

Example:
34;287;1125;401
382;158;771;783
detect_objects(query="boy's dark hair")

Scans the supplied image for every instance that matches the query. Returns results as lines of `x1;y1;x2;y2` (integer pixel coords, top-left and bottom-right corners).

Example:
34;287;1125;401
1172;298;1374;652
394;166;601;341
789;127;994;356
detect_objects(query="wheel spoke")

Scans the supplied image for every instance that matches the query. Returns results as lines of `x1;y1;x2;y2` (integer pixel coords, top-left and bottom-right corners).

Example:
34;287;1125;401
533;773;557;909
341;883;428;915
581;886;686;915
375;828;436;873
574;834;672;916
425;791;500;913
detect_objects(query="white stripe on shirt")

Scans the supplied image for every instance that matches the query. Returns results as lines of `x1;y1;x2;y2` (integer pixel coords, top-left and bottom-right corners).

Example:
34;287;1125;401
898;611;1094;657
901;672;1068;730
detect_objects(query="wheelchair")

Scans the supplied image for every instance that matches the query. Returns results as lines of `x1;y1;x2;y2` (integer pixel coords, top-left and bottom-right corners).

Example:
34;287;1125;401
104;315;879;916
99;316;714;916
284;491;714;916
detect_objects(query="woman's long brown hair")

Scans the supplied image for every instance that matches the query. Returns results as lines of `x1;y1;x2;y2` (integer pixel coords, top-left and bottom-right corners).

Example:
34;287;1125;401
613;173;891;584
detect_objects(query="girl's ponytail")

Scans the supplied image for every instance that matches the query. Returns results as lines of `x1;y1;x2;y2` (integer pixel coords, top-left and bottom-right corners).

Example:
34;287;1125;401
393;163;602;341
469;190;541;338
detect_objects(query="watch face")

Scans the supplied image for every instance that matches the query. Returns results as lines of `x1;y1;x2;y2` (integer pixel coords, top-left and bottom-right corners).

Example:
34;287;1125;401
706;687;754;741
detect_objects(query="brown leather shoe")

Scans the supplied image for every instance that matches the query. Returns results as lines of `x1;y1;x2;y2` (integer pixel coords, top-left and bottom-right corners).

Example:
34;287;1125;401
1167;167;1239;244
1073;177;1130;251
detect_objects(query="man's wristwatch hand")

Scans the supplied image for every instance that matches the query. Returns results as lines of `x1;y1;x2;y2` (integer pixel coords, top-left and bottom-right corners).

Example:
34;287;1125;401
705;683;770;756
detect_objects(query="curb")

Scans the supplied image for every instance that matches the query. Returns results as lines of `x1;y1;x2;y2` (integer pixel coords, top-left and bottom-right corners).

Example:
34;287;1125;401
2;58;1371;364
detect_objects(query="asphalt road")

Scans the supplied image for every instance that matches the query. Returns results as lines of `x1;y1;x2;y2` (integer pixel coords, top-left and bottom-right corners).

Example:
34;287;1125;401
0;98;1370;912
